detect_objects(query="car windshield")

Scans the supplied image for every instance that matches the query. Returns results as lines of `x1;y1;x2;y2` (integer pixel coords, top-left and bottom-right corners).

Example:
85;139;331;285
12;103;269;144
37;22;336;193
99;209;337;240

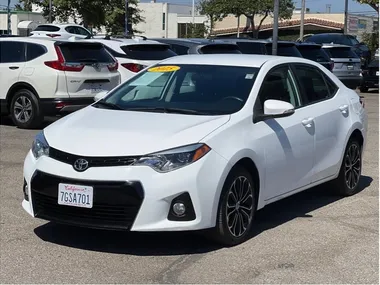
95;64;259;115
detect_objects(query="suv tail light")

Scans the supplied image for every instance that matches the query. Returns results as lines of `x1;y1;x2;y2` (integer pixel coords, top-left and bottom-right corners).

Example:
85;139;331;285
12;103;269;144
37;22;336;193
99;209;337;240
44;46;84;72
121;63;146;73
107;61;118;71
46;34;61;38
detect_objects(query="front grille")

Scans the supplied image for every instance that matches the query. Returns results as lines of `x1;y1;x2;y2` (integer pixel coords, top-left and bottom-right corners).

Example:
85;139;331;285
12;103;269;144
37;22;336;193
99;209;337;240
31;171;144;230
49;147;140;168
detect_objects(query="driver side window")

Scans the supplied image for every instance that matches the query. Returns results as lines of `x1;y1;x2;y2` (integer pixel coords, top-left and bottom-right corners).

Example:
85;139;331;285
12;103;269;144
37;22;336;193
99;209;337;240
255;65;301;113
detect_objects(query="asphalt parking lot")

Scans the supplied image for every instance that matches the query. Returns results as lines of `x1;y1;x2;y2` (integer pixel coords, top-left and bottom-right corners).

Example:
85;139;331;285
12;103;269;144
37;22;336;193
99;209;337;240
0;91;378;284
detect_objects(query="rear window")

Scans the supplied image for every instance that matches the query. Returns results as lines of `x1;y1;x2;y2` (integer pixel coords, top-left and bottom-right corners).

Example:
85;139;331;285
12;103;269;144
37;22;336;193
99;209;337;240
236;42;264;54
297;46;330;62
199;44;241;54
265;44;302;57
323;47;358;59
120;44;177;60
58;43;115;63
306;34;358;46
368;60;379;68
34;25;60;32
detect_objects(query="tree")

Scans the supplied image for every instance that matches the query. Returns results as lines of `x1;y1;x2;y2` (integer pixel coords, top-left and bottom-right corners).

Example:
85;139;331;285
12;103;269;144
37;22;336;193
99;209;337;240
356;0;379;13
181;23;207;38
198;0;294;38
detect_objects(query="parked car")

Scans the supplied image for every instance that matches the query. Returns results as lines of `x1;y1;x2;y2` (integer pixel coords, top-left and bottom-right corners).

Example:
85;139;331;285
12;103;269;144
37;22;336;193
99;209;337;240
304;33;371;67
22;54;367;246
30;24;93;39
0;37;120;128
375;48;379;60
295;42;334;71
84;36;177;83
215;38;303;57
359;59;379;92
150;38;242;55
322;44;361;89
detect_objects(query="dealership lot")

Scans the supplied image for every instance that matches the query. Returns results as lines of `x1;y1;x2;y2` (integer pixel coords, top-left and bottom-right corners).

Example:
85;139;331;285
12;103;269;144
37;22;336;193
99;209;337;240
0;91;378;283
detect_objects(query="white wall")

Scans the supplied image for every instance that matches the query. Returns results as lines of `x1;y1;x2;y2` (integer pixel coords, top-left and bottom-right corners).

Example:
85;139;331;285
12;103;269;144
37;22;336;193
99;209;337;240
0;12;46;34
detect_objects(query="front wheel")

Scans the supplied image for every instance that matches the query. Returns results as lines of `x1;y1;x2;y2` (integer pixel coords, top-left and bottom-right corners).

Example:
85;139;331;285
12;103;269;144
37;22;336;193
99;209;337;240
208;166;256;246
10;89;43;129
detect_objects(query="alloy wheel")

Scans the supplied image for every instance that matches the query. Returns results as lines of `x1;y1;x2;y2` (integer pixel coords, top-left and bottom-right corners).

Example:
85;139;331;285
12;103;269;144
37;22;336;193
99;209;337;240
344;143;361;189
226;176;254;238
13;96;33;123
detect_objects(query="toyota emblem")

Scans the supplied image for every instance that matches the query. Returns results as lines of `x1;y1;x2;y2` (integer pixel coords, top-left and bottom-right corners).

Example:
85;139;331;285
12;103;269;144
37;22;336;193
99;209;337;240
73;158;89;172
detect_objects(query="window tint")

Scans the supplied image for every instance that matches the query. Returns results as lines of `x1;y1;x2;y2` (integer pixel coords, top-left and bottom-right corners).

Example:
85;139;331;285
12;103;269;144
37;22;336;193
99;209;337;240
26;43;46;61
265;44;302;57
256;65;301;111
297;46;330;62
170;44;189;55
293;64;331;104
59;43;114;63
236;42;264;54
199;44;241;54
65;26;76;34
120;44;177;60
323;73;339;96
323;47;358;58
75;27;91;36
0;41;25;63
34;25;60;32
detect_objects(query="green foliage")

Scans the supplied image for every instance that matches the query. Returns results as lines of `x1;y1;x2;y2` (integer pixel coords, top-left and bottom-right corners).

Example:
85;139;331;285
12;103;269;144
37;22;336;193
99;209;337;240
361;31;379;56
356;0;379;12
198;0;294;38
181;23;207;38
17;0;143;33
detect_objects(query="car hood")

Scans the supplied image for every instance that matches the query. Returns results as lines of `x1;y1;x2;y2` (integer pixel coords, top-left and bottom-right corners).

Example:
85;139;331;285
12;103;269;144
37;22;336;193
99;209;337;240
44;106;230;156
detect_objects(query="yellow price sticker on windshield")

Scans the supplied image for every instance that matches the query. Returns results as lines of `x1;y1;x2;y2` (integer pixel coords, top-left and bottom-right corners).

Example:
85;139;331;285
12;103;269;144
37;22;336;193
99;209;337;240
148;65;180;72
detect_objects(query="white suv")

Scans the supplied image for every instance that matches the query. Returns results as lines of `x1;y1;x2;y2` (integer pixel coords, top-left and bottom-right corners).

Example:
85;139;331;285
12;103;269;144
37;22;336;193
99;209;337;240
87;37;177;83
30;24;92;39
0;37;120;129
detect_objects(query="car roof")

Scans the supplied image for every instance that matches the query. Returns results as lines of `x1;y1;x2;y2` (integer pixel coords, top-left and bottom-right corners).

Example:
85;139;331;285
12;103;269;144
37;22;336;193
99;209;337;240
150;38;234;47
295;42;322;48
81;38;165;47
215;38;297;45
0;36;104;46
158;54;312;68
321;43;352;48
308;33;355;37
36;23;85;28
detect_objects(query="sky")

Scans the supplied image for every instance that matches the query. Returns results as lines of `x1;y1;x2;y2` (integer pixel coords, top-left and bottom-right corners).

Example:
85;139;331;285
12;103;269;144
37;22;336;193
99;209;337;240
0;0;377;15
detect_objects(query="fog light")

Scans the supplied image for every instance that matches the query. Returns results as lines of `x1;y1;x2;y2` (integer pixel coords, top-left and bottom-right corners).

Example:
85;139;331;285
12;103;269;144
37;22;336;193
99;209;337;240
23;181;29;201
173;202;186;216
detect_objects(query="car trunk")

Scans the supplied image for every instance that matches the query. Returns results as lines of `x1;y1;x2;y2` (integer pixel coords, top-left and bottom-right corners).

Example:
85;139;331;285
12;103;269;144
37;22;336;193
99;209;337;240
324;47;361;77
57;42;120;98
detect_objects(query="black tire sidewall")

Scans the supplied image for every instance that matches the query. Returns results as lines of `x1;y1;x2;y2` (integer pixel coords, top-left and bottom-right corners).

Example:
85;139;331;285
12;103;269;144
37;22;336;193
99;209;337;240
215;166;256;246
10;89;41;129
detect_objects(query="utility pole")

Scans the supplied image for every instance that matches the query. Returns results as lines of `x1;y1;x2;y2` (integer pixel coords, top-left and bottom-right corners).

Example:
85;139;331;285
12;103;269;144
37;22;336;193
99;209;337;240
7;0;11;34
344;0;348;34
125;0;129;36
300;0;305;41
272;0;279;55
192;0;195;24
49;0;52;23
237;15;240;38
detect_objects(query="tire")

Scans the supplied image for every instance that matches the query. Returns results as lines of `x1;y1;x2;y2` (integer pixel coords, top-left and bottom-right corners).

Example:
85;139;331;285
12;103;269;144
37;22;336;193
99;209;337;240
10;89;43;129
359;86;369;93
333;138;362;196
208;166;257;246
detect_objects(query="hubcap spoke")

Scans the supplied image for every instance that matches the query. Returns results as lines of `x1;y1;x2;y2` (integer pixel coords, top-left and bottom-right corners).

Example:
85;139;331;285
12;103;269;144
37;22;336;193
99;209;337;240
344;143;361;190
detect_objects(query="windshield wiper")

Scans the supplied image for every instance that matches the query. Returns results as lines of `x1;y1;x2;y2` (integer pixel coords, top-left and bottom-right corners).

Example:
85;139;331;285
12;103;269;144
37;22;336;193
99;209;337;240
127;107;206;115
93;100;124;110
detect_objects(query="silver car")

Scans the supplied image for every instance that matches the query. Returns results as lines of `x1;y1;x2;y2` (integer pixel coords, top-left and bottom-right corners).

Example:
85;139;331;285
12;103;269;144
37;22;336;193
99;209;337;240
322;44;361;89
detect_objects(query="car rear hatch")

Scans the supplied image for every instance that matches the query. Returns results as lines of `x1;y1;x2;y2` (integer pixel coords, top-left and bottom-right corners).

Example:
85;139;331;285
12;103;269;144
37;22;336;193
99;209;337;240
48;41;120;98
265;43;303;57
297;45;333;70
119;43;176;73
197;43;242;54
362;60;379;79
323;47;361;78
30;25;62;38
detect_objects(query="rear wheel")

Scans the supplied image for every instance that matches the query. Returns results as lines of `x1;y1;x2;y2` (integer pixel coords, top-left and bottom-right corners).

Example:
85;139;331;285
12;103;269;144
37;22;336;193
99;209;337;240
10;89;43;129
208;166;256;246
333;138;362;196
359;86;369;93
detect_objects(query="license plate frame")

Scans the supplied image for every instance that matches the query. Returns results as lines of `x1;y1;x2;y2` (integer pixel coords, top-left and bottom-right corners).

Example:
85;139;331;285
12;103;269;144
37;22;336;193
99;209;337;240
376;71;379;76
58;183;93;208
347;65;354;70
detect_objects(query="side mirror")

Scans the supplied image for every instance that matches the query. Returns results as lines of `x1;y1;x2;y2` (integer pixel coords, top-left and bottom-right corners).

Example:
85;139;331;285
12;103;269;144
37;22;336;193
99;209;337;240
94;92;106;102
254;99;295;123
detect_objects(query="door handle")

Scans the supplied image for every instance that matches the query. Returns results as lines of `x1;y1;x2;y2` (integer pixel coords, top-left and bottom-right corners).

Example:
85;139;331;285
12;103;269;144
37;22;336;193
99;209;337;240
302;117;314;127
339;104;349;113
9;66;19;70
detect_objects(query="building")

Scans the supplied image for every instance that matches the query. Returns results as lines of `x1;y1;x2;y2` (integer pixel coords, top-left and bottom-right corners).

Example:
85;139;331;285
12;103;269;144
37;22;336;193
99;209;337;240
135;1;209;38
0;10;46;35
211;12;379;41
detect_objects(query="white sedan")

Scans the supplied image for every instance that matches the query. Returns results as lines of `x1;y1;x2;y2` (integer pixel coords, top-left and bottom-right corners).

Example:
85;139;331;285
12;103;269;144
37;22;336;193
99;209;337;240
22;54;368;246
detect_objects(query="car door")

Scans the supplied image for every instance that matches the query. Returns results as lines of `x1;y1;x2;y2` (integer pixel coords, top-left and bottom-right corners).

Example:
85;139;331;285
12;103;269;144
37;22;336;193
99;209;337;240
0;41;26;102
291;63;351;182
253;64;315;201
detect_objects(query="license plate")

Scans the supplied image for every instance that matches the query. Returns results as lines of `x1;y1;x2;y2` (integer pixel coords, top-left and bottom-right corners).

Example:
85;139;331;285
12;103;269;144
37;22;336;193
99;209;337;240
347;65;354;70
58;183;93;208
376;71;379;76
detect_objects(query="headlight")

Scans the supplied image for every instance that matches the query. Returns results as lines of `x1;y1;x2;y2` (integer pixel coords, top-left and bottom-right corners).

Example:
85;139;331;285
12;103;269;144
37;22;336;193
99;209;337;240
31;131;49;159
133;143;211;172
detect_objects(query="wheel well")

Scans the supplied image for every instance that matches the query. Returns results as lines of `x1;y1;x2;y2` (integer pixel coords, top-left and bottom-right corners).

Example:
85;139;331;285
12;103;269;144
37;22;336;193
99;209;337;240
6;82;39;109
234;157;260;208
350;129;364;147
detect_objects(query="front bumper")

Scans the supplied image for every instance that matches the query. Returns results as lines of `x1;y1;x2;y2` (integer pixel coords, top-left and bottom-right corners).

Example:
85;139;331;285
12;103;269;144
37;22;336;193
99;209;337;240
22;149;229;232
40;98;94;116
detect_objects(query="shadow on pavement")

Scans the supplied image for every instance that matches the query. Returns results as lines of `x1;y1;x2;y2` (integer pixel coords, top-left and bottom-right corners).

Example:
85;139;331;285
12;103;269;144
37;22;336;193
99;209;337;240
33;175;373;256
0;116;58;129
